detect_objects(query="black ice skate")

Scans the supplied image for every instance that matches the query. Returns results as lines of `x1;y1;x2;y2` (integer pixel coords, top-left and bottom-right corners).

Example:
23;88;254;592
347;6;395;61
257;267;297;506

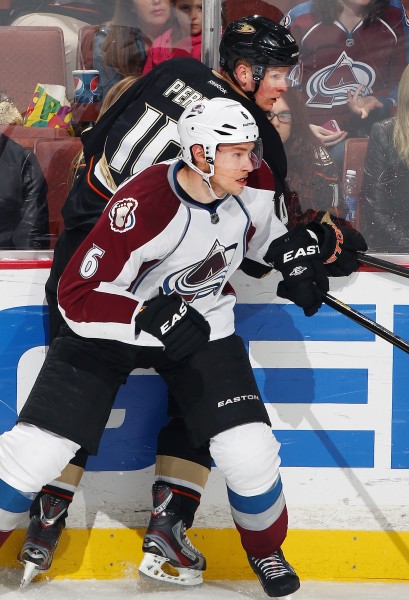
138;483;206;586
248;548;300;598
18;493;67;587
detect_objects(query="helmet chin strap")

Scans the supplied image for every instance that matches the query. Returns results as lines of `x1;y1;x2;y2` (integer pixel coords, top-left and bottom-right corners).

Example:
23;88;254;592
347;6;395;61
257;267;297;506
228;65;263;100
190;163;226;200
202;174;226;200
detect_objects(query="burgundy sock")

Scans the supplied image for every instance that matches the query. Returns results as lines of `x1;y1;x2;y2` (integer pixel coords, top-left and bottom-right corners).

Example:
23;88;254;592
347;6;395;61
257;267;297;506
0;530;12;547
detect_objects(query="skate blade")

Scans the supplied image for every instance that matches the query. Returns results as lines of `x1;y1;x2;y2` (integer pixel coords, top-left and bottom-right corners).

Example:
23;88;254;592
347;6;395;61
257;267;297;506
20;561;40;588
138;553;203;586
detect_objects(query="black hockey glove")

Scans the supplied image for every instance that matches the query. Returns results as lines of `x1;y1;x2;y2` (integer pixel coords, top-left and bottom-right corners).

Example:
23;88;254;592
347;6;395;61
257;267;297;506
309;213;368;277
264;225;329;317
134;290;210;361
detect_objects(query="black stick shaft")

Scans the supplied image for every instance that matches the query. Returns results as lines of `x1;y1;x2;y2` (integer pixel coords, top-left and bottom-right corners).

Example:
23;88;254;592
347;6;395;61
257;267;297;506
357;252;409;280
323;292;409;354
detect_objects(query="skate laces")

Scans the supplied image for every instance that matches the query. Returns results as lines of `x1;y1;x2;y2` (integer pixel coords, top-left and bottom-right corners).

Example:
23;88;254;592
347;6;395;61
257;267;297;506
252;551;292;579
180;523;196;551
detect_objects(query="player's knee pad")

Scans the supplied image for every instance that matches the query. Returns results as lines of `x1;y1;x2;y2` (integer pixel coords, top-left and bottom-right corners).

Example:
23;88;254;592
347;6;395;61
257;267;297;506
0;423;80;493
210;422;281;495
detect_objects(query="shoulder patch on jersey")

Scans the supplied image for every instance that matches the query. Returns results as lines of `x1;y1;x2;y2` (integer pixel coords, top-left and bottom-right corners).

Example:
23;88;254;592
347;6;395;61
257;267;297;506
109;197;138;233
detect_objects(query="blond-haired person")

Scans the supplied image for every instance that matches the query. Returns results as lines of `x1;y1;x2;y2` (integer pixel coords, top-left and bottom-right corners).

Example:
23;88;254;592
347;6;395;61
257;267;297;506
361;63;409;251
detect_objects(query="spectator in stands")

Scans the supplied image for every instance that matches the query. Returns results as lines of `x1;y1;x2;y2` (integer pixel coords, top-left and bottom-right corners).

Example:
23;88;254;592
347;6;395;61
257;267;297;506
93;0;172;98
361;63;409;252
282;0;409;165
0;93;48;248
142;0;202;74
9;1;115;101
266;87;341;229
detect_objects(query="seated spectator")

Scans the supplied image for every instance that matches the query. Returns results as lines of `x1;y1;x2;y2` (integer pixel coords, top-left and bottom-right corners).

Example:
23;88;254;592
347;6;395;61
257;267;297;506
0;94;49;249
282;0;409;166
266;87;340;229
142;0;202;74
361;64;409;253
9;1;115;101
93;0;172;98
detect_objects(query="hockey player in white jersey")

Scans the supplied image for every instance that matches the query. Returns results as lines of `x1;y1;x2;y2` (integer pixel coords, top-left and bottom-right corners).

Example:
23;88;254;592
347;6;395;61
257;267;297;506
13;15;303;588
0;97;367;597
0;98;360;597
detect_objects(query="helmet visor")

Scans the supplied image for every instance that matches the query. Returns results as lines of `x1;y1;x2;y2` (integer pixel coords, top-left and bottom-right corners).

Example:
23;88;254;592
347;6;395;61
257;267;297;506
250;138;263;170
285;62;303;87
254;63;303;88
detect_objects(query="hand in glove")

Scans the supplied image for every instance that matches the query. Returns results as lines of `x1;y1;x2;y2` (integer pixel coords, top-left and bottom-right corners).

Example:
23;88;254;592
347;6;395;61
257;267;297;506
264;225;329;317
311;212;368;277
135;290;210;361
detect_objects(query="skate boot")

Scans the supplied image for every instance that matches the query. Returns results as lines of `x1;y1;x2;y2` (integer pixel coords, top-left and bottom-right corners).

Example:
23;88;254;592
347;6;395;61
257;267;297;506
18;493;67;587
138;483;206;586
248;548;300;598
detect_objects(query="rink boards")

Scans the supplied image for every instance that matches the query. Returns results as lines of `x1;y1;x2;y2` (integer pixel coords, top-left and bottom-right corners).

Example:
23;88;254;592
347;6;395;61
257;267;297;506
0;257;409;582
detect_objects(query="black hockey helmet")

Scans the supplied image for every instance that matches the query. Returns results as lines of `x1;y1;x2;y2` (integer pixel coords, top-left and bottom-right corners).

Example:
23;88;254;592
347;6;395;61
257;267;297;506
219;15;300;85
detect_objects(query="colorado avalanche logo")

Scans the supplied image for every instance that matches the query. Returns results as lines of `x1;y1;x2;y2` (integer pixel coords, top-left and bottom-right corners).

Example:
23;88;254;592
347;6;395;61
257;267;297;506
163;240;237;302
109;198;138;233
306;51;375;108
190;103;205;115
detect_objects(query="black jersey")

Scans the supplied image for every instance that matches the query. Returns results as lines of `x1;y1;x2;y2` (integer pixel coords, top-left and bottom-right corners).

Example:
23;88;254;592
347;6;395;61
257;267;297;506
63;57;288;231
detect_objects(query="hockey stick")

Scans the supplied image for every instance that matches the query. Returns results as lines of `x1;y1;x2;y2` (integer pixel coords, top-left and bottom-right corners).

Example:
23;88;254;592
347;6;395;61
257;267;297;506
323;292;409;354
357;252;409;280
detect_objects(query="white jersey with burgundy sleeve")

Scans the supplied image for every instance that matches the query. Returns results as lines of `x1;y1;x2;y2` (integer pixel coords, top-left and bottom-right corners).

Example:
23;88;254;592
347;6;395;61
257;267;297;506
58;160;287;346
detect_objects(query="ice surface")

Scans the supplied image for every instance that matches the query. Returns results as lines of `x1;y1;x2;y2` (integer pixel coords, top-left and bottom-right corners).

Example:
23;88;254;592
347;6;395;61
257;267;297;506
1;573;409;600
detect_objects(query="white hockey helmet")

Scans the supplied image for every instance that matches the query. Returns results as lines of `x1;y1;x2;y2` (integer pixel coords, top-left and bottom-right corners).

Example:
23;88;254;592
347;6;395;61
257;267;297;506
177;97;262;183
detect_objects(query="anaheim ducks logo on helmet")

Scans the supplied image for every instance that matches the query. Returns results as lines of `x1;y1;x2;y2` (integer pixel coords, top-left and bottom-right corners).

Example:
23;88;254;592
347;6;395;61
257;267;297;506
233;22;256;34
